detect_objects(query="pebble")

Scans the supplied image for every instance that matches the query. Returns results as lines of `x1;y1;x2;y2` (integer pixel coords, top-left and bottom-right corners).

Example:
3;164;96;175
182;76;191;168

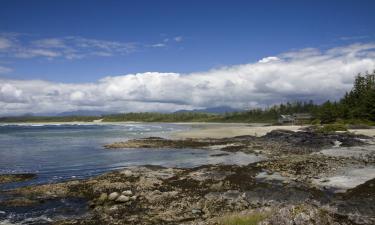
191;209;202;214
116;195;130;202
108;192;120;201
122;190;133;196
282;180;290;185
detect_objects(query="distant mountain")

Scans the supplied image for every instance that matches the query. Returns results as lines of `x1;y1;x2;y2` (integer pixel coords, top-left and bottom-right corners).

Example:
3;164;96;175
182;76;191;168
56;110;114;117
175;106;241;114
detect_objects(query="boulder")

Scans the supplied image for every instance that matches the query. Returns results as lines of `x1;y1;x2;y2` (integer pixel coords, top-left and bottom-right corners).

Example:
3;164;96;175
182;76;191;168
116;195;130;203
122;190;133;196
108;192;120;201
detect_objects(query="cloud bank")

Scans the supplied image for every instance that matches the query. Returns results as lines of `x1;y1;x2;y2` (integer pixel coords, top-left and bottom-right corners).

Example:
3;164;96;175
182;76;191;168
1;43;375;115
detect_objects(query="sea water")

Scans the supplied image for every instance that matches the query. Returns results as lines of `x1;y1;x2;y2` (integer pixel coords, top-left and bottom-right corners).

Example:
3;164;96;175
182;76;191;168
0;123;266;224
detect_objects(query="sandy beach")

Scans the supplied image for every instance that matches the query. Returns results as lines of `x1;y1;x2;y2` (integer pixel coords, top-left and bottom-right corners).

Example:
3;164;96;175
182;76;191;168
172;123;375;139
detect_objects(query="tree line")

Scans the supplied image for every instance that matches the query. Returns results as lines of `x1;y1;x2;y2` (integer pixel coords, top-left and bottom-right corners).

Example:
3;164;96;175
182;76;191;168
221;70;375;124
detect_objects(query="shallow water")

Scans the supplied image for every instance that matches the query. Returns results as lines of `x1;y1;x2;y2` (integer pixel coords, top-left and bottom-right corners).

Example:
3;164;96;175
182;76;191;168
0;123;263;189
0;123;267;224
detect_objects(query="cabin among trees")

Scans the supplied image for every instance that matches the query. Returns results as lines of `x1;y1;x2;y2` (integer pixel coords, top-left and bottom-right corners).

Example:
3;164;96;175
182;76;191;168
278;113;313;125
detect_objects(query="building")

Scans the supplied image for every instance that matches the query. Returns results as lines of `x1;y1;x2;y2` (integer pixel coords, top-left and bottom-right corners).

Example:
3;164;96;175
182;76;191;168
278;114;295;124
278;113;312;124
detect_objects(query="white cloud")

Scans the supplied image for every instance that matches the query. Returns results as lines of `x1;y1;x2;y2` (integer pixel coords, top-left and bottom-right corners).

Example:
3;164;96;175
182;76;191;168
0;83;25;103
0;65;12;74
0;37;12;49
258;56;279;63
0;33;185;63
0;43;375;115
15;48;61;58
174;36;183;42
32;38;67;48
0;35;137;60
151;43;166;48
339;35;370;41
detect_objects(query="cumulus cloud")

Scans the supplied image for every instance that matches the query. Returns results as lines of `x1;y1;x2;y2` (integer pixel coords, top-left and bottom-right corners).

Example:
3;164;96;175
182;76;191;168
0;83;25;103
1;43;375;115
258;56;280;63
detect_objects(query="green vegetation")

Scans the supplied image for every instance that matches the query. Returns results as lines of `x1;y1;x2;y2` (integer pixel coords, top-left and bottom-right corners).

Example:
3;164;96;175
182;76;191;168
314;123;348;133
216;211;268;225
1;71;374;125
102;112;220;122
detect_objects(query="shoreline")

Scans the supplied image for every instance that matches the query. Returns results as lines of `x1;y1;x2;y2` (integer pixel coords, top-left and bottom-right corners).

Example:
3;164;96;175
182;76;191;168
2;121;374;138
1;127;375;224
171;123;375;138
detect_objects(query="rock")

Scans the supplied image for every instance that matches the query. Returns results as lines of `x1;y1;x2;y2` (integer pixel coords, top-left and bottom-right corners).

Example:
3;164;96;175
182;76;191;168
116;195;130;203
294;212;310;225
210;181;223;190
122;170;133;177
282;180;290;185
0;173;37;184
98;193;108;202
109;205;118;211
108;192;120;201
130;195;137;201
122;190;133;196
191;208;202;214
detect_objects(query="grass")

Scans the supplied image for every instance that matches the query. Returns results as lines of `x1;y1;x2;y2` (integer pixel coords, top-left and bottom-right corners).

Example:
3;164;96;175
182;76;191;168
216;211;268;225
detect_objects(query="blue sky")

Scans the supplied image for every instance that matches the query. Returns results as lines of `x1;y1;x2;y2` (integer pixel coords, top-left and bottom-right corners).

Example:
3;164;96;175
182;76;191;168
1;0;374;82
1;0;375;115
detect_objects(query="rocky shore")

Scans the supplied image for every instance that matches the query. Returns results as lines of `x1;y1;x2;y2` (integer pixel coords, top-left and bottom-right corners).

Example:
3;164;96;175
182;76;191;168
1;129;375;224
0;173;36;184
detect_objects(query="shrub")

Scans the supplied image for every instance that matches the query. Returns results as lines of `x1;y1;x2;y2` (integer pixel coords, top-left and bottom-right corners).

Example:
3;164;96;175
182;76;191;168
316;124;348;133
311;119;321;125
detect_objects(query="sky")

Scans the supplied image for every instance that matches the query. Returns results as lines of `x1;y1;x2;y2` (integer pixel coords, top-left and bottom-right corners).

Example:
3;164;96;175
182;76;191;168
1;0;375;115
